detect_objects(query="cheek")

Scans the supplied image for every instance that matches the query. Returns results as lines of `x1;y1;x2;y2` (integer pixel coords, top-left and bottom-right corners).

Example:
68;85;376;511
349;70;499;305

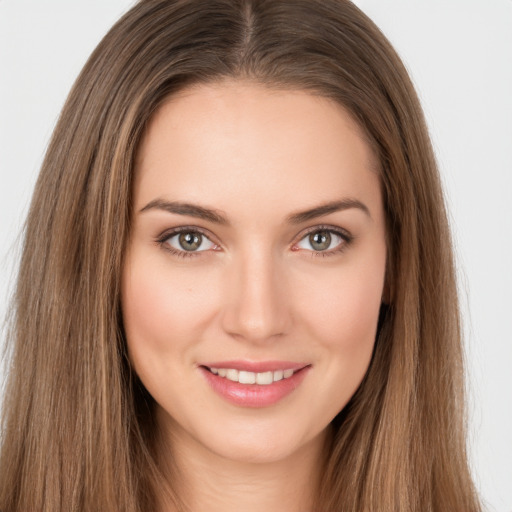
121;251;219;368
299;256;385;357
300;261;385;418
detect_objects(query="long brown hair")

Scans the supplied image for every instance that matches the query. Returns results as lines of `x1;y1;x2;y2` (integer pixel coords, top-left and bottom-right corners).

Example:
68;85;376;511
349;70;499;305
0;1;481;510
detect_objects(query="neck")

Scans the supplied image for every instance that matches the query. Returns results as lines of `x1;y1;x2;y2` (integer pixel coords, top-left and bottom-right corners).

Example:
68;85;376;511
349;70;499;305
155;415;332;512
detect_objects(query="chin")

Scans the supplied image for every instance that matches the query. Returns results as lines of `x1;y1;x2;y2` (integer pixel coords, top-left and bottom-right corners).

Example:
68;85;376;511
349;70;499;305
192;416;330;466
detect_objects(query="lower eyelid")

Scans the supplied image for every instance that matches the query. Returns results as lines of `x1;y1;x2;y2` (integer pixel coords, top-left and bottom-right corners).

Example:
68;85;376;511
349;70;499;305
309;241;349;257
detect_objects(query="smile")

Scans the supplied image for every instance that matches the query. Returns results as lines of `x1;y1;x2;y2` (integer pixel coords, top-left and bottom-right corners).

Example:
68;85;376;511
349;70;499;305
206;367;296;385
199;361;311;408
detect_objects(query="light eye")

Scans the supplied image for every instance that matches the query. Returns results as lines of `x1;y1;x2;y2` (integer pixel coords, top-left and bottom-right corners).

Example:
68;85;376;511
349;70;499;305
296;229;344;252
165;231;216;252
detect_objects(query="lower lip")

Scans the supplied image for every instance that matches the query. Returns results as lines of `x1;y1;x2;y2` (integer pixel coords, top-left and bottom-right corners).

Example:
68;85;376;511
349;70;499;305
200;366;310;408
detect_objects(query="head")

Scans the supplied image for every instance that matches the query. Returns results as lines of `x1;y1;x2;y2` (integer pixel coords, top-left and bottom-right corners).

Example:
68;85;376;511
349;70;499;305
0;1;478;511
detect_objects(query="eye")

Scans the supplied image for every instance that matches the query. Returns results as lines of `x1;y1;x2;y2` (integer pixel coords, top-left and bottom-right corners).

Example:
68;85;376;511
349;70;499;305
295;228;349;254
162;229;217;253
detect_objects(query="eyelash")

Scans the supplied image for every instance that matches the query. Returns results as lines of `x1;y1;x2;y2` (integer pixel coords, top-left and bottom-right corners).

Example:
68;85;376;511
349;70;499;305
156;226;217;259
295;225;353;258
156;224;353;259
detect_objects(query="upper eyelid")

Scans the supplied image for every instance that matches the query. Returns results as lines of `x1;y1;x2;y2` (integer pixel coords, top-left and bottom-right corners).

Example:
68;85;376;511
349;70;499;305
157;225;217;243
294;224;352;242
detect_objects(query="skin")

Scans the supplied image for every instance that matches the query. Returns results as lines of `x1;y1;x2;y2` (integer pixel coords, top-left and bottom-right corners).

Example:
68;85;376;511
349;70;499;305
122;81;387;512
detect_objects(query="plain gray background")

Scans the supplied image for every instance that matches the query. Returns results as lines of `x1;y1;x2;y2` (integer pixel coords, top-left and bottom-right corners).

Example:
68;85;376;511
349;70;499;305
1;1;511;510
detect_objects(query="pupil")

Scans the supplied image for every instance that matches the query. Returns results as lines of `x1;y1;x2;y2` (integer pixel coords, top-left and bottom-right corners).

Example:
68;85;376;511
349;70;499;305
310;231;331;251
179;232;201;251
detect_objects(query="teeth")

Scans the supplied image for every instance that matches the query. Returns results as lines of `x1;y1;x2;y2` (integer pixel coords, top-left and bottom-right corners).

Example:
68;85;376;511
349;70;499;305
239;371;256;384
208;367;296;385
256;371;273;385
273;370;284;381
226;369;239;382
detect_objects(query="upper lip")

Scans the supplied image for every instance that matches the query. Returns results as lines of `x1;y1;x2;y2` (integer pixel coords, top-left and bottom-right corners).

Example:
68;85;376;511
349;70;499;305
199;360;310;373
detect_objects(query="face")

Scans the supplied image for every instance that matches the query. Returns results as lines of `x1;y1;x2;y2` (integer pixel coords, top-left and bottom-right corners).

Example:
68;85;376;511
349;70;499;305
122;82;387;464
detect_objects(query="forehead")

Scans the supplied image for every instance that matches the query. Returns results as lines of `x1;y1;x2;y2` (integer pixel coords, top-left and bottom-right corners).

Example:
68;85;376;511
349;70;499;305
134;81;381;222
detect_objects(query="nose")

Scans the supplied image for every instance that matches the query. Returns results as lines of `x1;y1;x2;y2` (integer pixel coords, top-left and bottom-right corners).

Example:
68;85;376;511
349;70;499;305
220;248;292;344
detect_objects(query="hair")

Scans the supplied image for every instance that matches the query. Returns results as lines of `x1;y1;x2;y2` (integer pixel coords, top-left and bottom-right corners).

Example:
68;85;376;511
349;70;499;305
0;0;481;510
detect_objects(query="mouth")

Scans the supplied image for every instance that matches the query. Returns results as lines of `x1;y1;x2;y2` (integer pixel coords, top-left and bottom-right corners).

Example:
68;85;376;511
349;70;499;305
198;361;311;408
202;366;298;385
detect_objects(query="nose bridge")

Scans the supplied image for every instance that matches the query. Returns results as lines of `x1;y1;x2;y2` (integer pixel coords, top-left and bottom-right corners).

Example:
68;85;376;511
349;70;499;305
221;244;290;342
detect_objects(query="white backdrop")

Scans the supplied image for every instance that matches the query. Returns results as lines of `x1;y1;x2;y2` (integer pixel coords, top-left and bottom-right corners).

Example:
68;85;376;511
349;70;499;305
1;1;511;510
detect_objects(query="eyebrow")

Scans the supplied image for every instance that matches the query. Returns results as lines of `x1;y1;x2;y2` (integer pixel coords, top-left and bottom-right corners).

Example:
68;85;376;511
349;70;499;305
139;197;371;225
286;198;371;224
140;199;230;225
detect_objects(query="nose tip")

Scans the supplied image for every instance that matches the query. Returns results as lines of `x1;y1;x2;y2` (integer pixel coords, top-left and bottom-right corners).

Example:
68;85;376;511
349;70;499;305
220;256;291;343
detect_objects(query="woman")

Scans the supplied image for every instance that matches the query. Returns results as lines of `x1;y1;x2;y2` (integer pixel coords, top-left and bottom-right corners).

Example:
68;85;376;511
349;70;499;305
0;0;482;511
